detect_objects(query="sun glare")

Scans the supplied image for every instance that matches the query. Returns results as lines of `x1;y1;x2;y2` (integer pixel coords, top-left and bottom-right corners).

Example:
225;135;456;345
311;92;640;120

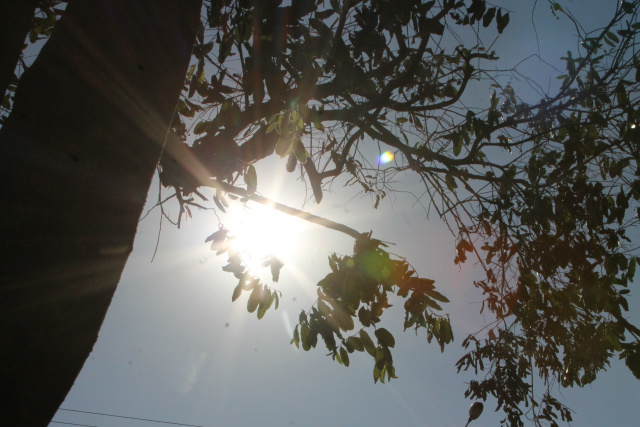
225;203;302;272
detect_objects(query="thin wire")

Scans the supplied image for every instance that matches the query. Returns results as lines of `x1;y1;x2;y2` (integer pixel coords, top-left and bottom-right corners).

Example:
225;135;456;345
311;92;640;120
58;409;211;427
51;422;101;427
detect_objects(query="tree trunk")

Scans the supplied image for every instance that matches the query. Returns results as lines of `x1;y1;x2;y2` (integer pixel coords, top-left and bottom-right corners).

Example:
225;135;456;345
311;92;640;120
0;0;37;98
0;1;201;425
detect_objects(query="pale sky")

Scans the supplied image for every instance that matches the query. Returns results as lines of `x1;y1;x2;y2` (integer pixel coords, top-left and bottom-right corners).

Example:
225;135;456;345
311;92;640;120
47;2;640;427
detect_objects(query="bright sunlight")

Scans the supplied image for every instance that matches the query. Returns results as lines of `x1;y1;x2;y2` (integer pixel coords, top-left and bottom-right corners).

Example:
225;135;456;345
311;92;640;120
224;201;303;272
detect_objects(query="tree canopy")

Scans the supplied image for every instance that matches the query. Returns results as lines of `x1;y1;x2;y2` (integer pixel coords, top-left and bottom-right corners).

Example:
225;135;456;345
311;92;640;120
155;1;640;425
3;1;640;426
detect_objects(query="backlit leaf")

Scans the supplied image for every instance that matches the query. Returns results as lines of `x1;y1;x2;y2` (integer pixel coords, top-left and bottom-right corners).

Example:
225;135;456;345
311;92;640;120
247;284;262;313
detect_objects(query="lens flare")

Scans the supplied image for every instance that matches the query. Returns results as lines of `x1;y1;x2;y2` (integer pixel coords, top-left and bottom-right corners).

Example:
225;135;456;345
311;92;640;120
378;151;394;164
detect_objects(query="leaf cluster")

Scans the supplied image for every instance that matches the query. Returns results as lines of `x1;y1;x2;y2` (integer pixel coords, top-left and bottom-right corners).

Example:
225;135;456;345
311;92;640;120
290;235;452;383
206;226;282;319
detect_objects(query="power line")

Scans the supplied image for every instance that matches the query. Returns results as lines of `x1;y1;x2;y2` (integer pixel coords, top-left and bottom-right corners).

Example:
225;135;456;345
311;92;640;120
51;422;100;427
57;408;211;427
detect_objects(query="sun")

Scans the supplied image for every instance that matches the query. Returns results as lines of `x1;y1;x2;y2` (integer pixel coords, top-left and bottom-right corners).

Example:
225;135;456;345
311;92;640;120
224;202;303;272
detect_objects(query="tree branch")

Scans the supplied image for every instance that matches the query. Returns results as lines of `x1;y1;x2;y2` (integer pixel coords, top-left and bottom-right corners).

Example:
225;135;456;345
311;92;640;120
205;180;364;239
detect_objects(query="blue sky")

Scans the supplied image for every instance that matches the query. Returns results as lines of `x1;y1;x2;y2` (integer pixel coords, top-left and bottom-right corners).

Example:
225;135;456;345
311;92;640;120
48;2;640;426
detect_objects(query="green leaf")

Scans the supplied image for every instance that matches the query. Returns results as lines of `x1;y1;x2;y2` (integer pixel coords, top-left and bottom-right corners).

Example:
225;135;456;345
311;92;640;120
242;277;259;291
359;330;376;356
232;282;243;302
286;152;297;172
625;258;636;282
333;308;355;331
293;139;308;164
453;137;462;157
396;117;408;124
442;85;457;98
219;35;233;63
358;307;372;327
257;288;272;319
291;325;300;348
347;336;364;352
440;318;453;349
275;137;293;157
604;329;622;351
379;365;387;383
616;83;629;106
267;289;277;310
340;346;350;367
266;121;279;134
482;7;496;27
247;284;262;313
193;120;211;135
301;322;311;351
496;9;510;34
422;18;445;36
186;63;196;80
445;173;457;191
606;31;620;44
625;345;640;379
425;299;443;310
335;351;343;365
317;298;332;316
375;328;395;348
427;289;450;303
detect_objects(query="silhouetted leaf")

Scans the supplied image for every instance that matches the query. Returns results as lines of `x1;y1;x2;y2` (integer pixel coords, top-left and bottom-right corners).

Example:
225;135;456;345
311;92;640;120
375;328;395;348
426;289;450;303
213;196;227;213
333;308;354;331
496;9;510;34
270;257;284;282
483;7;496;27
359;330;376;356
286;152;297;172
293;139;308;164
422;18;444;36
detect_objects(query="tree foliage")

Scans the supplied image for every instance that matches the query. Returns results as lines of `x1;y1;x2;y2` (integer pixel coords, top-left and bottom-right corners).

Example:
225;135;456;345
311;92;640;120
152;0;640;425
0;0;66;124
5;0;640;426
